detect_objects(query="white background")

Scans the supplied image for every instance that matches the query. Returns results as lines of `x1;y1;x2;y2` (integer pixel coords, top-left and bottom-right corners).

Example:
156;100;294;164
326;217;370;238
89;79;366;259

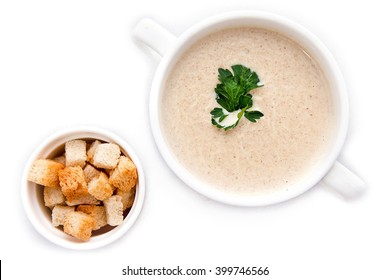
0;0;389;279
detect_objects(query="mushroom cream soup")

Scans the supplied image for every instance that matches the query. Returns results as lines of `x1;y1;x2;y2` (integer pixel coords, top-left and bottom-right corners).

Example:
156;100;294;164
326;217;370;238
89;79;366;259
161;27;335;195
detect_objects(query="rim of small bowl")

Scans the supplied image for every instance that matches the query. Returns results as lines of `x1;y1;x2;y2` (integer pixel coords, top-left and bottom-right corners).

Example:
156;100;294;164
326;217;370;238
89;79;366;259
21;126;145;250
149;10;349;207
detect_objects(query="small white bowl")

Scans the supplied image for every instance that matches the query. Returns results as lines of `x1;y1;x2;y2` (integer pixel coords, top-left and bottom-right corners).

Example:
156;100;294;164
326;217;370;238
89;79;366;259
21;126;145;250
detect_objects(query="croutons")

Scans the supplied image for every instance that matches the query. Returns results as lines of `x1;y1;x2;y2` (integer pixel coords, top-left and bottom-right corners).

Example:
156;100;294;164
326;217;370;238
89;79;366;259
44;186;65;208
27;138;139;242
93;143;121;169
53;155;66;165
88;172;113;201
86;140;101;163
77;205;107;230
65;139;87;167
109;156;138;192
83;163;100;183
63;211;94;241
104;195;123;226
116;188;136;211
52;205;75;227
58;166;89;203
28;159;64;188
65;193;99;206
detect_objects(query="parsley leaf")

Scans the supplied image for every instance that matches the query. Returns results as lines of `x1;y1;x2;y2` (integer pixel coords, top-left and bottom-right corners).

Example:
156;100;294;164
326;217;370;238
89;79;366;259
244;110;264;122
210;107;228;122
210;64;264;130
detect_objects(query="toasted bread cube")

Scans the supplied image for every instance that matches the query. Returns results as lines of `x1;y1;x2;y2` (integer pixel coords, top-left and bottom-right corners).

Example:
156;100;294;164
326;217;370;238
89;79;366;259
28;159;64;188
65;193;100;206
103;195;123;226
65;139;87;167
59;166;90;205
52;205;75;227
109;156;138;192
116;188;136;210
53;155;66;165
59;166;87;194
44;186;65;208
63;211;94;241
77;205;107;230
87;140;101;163
93;143;121;169
83;163;100;183
88;172;113;201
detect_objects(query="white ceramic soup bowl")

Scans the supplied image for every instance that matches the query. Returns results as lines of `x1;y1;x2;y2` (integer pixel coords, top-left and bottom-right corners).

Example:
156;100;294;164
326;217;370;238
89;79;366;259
21;126;145;250
134;11;364;206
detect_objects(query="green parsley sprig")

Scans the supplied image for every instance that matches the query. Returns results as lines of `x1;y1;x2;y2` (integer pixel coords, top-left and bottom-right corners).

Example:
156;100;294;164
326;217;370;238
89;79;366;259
210;64;264;130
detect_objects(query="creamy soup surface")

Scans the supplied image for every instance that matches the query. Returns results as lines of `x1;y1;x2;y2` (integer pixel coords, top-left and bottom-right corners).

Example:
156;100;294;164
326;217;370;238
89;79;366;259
161;27;335;195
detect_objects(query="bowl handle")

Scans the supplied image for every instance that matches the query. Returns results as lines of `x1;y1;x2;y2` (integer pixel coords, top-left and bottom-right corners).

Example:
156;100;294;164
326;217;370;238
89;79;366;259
321;161;366;198
133;18;177;57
